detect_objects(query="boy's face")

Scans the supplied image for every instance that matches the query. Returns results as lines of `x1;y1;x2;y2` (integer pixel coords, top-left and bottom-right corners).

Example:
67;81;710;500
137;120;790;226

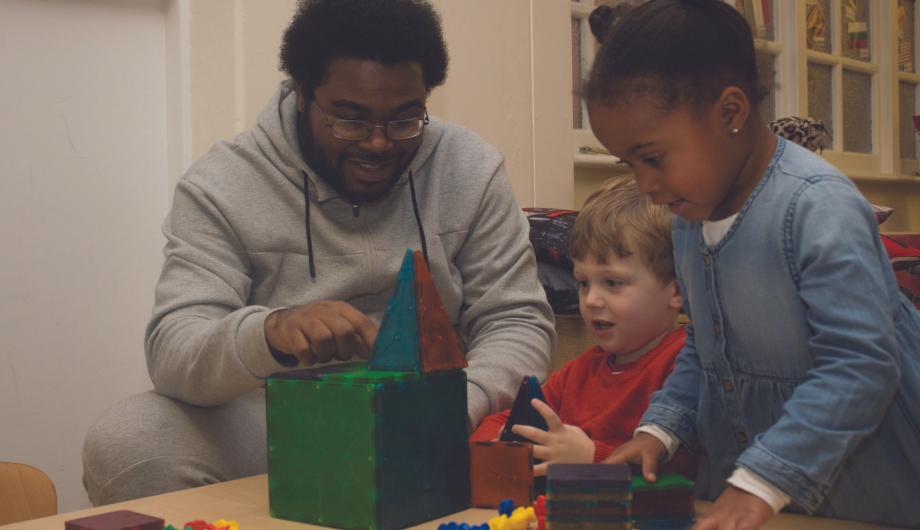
573;252;682;359
587;95;751;222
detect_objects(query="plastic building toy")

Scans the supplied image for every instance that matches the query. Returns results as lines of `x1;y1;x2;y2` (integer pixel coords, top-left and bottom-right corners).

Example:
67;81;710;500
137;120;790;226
369;250;467;373
498;499;515;517
469;441;533;508
210;519;238;530
64;510;165;530
267;249;470;530
412;250;467;373
630;473;695;529
533;495;546;530
437;523;489;530
499;376;548;443
545;463;632;530
507;506;536;530
368;251;421;371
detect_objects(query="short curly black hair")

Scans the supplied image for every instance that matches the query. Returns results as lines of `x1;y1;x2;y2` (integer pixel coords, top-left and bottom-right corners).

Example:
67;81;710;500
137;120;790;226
280;0;449;97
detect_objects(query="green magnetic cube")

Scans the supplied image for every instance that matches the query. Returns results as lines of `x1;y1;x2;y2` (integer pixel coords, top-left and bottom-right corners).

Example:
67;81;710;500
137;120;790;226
266;363;470;530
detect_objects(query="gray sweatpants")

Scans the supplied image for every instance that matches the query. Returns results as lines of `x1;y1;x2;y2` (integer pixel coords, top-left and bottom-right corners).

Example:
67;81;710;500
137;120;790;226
82;389;267;505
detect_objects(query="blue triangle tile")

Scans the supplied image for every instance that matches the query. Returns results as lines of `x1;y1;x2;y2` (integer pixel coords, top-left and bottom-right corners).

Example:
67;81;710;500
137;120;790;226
368;249;420;371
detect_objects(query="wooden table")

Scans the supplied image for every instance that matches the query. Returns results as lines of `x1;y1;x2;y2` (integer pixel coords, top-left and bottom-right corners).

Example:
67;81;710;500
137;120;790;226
0;474;903;529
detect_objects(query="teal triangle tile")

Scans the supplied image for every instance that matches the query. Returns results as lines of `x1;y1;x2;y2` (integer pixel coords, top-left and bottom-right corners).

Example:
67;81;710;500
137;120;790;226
368;249;420;371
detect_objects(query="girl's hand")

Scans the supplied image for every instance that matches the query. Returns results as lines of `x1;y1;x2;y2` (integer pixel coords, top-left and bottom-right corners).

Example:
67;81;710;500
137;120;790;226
602;432;667;482
692;485;774;530
510;398;595;476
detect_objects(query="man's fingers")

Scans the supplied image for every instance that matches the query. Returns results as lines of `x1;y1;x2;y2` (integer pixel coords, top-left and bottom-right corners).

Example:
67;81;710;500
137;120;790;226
288;331;314;366
355;336;372;359
530;398;563;431
337;303;378;355
303;320;336;363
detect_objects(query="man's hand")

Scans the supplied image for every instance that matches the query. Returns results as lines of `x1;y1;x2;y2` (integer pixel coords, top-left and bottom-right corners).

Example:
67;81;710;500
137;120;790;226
602;431;668;482
692;485;774;530
264;301;377;366
510;398;595;476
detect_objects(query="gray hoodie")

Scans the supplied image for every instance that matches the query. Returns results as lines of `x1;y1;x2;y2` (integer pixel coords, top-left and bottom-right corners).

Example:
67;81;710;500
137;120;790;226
144;80;555;425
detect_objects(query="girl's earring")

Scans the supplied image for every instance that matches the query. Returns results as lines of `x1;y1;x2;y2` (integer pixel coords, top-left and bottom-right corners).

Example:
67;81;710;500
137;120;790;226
731;128;740;134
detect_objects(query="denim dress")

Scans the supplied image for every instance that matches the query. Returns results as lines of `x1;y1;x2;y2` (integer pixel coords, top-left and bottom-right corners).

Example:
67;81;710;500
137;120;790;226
641;138;920;527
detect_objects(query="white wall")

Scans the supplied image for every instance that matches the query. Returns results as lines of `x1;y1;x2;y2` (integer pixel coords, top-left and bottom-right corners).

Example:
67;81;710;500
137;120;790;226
0;0;172;512
429;0;573;208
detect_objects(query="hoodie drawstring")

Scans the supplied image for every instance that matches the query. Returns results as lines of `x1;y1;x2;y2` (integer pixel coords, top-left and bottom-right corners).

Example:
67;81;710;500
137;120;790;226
302;170;429;280
408;170;430;269
303;172;316;279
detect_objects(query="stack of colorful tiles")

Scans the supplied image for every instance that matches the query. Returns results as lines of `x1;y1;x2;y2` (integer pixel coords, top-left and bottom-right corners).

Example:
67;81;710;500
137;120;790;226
545;464;632;530
630;473;695;530
266;250;470;530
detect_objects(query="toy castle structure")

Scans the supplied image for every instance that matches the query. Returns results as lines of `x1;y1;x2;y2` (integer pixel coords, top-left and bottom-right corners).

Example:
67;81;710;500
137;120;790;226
266;249;470;530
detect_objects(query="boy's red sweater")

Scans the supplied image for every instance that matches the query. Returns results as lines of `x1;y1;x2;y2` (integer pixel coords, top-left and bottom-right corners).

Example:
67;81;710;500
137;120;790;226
471;326;693;470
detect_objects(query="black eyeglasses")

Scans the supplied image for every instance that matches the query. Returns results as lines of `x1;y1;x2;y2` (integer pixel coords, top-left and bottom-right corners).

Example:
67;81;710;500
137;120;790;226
313;101;429;141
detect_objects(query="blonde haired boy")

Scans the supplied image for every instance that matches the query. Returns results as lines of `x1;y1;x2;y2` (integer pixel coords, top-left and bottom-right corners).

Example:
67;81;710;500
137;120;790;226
473;176;694;477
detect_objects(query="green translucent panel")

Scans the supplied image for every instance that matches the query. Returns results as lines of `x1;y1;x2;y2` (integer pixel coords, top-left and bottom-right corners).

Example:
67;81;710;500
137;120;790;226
267;378;378;529
266;368;470;530
630;473;695;492
323;367;419;384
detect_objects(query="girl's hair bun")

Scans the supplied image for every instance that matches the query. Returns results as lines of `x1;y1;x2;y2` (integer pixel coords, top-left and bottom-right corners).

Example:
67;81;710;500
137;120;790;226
588;3;635;43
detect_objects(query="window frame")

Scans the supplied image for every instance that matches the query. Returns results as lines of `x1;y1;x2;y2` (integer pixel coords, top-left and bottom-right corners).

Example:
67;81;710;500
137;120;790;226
898;0;920;176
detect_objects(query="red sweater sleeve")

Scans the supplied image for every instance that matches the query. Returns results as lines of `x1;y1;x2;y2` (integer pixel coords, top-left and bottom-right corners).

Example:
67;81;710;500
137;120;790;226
470;408;510;441
593;440;616;463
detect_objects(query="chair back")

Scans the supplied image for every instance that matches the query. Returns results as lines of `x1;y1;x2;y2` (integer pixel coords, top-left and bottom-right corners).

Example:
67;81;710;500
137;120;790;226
0;462;57;524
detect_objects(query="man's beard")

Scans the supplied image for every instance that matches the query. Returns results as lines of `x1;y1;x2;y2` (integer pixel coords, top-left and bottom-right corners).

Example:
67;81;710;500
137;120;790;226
298;114;400;204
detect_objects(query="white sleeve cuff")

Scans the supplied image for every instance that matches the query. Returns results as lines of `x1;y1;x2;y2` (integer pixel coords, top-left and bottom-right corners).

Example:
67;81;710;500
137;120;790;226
634;424;680;460
727;467;791;514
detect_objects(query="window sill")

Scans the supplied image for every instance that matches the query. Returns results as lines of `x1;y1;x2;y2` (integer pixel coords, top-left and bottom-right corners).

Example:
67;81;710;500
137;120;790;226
573;152;631;173
574;153;920;183
848;172;920;184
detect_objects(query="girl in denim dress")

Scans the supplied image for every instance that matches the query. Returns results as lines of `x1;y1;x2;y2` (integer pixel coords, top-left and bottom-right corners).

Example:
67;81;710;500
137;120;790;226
584;1;920;529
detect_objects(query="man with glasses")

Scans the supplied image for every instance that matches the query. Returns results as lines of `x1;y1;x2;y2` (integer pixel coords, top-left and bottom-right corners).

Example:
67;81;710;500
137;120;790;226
82;0;554;504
